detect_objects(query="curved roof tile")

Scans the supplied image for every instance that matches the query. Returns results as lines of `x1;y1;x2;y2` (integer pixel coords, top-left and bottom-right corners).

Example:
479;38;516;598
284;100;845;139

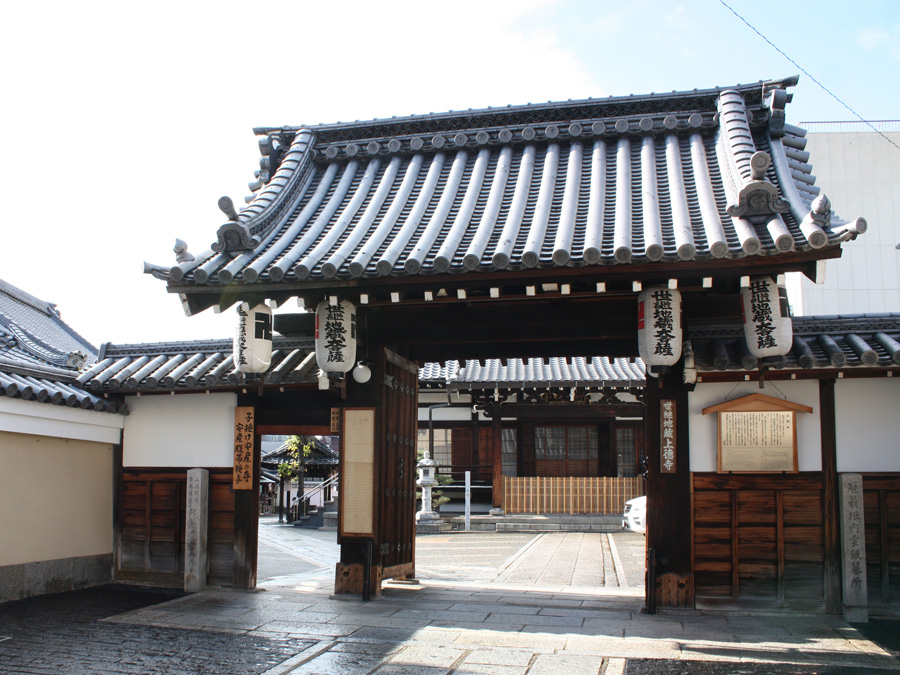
147;78;865;297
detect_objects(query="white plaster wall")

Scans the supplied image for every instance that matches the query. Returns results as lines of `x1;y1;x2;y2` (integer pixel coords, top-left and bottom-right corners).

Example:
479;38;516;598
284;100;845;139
123;392;237;467
835;378;900;472
0;431;112;566
418;406;474;423
689;381;822;472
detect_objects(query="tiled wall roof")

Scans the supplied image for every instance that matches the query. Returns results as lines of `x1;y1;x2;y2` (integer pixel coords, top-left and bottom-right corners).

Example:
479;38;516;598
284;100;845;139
688;314;900;373
77;337;317;393
0;279;115;412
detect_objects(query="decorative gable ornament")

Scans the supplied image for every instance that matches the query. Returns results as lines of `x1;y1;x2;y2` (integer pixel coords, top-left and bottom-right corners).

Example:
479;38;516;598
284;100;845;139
234;302;273;373
315;300;357;373
637;287;682;373
741;276;793;358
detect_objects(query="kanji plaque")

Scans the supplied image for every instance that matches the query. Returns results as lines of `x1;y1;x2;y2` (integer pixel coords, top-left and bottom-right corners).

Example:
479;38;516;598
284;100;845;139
233;406;255;490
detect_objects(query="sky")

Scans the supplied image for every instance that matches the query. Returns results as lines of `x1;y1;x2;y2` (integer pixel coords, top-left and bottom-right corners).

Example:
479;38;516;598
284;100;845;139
1;0;898;347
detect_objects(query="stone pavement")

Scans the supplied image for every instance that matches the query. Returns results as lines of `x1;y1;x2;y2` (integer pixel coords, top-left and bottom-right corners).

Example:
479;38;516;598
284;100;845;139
0;521;898;674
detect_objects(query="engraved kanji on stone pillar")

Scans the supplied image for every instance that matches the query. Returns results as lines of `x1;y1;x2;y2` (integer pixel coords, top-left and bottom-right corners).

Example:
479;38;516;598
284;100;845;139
839;473;868;623
185;468;209;592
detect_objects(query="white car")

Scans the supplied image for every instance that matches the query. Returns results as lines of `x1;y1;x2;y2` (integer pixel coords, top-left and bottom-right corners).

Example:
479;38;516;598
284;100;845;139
622;496;646;533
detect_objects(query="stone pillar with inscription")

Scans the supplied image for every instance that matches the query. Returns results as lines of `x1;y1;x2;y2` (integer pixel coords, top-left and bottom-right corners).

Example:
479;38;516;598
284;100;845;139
185;468;209;592
839;473;868;622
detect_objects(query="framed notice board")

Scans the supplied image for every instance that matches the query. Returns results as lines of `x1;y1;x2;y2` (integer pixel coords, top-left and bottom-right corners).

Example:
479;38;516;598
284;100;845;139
702;393;812;473
340;408;376;538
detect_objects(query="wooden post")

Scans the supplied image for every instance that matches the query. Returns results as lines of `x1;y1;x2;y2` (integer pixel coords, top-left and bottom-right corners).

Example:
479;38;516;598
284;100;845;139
491;412;503;512
644;366;693;608
820;378;841;613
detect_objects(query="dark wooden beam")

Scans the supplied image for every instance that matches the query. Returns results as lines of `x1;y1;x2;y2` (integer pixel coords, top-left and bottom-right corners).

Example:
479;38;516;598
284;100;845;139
819;379;841;614
488;403;643;419
492;414;503;510
167;247;840;313
645;367;693;608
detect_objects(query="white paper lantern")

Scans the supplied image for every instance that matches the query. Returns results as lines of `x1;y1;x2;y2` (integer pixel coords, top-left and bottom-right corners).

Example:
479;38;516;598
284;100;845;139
315;299;357;373
637;287;682;370
234;302;273;373
741;276;792;358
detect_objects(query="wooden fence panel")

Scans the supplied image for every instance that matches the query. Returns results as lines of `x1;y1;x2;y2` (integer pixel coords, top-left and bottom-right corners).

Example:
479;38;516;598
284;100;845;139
693;473;825;611
503;476;643;514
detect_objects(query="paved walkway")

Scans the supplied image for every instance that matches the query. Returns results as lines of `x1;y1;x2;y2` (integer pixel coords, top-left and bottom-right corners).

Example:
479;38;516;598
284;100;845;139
123;523;899;674
1;521;898;674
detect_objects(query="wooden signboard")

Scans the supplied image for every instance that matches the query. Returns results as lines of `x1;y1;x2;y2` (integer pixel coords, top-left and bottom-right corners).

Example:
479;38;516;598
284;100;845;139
702;393;812;474
233;406;255;489
660;399;677;473
340;408;376;537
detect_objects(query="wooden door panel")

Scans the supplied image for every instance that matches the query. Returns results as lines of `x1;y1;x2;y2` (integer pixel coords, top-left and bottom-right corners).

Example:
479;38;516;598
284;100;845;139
377;349;418;573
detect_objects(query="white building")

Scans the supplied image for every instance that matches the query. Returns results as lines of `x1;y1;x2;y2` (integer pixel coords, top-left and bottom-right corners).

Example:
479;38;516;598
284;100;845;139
788;121;900;315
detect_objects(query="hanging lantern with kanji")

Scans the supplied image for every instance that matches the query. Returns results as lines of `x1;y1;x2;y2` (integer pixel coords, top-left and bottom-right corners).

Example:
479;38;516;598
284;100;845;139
741;276;793;358
315;299;357;373
234;302;273;374
637;287;683;373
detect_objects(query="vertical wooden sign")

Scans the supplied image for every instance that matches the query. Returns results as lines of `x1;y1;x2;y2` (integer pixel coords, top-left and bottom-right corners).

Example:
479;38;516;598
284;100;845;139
331;407;342;433
660;399;676;474
233;406;254;490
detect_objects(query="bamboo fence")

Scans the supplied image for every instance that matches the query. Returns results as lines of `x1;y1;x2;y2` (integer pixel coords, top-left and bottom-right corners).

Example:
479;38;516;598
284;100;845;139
503;476;644;514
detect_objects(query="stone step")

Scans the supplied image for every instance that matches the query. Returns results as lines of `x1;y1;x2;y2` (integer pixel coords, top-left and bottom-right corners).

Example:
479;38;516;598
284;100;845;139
319;511;338;531
416;520;453;534
448;514;624;532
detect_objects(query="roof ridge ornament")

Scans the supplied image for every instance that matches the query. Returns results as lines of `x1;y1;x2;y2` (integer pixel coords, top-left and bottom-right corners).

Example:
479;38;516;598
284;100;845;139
717;90;788;222
212;197;261;254
730;150;790;219
174;239;195;263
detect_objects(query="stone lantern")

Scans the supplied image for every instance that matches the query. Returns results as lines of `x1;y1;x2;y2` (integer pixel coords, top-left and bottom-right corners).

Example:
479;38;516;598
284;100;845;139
416;450;440;522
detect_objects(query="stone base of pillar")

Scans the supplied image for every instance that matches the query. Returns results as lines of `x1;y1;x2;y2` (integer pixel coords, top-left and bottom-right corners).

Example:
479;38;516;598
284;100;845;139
416;510;440;521
489;507;505;516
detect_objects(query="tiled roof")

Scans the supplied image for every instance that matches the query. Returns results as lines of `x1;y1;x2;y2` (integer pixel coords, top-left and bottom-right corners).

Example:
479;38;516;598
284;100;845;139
420;357;645;389
77;337;317;393
0;280;97;369
688;314;900;373
261;437;340;468
418;361;461;384
0;279;117;413
71;313;900;400
147;77;865;303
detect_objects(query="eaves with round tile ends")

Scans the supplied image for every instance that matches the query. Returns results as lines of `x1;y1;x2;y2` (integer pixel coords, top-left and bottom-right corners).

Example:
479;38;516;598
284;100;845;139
146;77;866;313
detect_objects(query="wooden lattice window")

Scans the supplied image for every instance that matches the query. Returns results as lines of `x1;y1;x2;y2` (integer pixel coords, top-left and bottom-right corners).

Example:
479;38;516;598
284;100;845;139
535;426;598;477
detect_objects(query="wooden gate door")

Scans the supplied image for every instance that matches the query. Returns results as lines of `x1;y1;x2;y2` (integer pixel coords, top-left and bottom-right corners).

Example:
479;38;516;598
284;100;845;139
378;349;418;581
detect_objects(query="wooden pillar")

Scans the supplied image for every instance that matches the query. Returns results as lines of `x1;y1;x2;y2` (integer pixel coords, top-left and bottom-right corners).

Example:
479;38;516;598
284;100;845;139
820;378;841;613
644;365;693;608
233;428;260;589
335;326;393;597
491;412;503;512
112;444;123;579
